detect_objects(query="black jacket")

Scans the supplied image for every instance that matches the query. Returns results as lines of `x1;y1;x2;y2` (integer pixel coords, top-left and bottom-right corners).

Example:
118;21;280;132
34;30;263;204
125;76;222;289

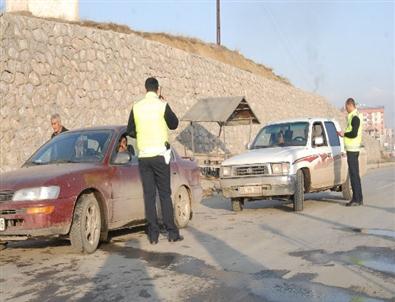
344;116;360;139
51;126;68;139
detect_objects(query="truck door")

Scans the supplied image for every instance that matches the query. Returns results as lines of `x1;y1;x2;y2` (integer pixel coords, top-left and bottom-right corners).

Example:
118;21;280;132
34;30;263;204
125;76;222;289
324;121;346;186
310;122;334;189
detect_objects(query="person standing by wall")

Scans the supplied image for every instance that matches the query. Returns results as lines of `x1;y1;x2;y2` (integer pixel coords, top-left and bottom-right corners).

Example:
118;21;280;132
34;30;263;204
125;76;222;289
127;77;183;244
50;113;68;139
338;98;364;206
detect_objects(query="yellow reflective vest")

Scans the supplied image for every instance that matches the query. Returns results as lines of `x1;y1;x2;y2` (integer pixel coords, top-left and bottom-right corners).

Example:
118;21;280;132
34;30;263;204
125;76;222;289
133;92;168;158
344;109;363;152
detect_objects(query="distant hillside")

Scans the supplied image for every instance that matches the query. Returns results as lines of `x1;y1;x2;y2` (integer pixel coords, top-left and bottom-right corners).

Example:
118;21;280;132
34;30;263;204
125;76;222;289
79;20;290;85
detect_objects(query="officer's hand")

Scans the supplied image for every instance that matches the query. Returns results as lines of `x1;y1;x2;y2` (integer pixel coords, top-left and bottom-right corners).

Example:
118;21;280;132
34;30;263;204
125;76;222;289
337;131;344;137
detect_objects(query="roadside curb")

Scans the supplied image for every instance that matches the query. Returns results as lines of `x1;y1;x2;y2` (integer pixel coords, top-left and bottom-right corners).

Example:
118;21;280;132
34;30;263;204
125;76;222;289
367;161;395;170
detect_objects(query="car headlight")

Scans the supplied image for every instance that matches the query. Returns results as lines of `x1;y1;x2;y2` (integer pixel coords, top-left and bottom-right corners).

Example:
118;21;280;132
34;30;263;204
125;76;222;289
271;163;290;175
12;186;60;201
221;166;232;177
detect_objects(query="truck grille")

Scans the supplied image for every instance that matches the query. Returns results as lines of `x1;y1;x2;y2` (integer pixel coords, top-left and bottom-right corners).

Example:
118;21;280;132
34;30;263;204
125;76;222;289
0;190;14;202
0;209;17;215
234;165;269;176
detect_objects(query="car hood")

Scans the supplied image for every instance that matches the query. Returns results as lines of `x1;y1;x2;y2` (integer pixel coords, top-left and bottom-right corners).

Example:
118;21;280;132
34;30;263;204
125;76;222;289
0;163;100;191
222;147;306;166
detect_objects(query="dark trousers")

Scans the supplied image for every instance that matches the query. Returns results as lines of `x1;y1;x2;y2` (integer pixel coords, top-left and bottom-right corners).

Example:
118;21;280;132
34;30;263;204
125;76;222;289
138;156;179;241
347;151;363;203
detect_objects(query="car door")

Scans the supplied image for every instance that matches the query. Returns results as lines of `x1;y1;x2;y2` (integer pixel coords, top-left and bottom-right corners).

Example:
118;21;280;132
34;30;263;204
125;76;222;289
309;122;334;189
109;136;145;225
324;121;344;185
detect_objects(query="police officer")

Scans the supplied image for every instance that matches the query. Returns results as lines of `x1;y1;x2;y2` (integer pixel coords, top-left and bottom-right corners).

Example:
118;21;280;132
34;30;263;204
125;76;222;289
338;98;364;206
127;77;183;244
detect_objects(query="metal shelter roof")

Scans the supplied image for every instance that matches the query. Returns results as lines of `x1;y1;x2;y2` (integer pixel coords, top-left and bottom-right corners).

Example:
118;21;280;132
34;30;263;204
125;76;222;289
181;96;260;126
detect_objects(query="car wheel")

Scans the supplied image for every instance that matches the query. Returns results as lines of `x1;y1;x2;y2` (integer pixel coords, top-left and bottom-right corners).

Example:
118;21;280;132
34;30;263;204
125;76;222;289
231;198;243;212
0;241;7;251
341;175;352;201
293;169;304;212
174;186;191;228
70;193;101;254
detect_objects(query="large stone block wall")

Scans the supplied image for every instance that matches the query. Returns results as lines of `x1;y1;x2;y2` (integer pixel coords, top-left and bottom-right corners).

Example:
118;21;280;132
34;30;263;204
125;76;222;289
0;13;380;172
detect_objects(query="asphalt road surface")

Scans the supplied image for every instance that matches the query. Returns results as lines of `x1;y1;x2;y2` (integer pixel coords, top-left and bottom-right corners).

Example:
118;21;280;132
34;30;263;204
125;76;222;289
1;166;394;302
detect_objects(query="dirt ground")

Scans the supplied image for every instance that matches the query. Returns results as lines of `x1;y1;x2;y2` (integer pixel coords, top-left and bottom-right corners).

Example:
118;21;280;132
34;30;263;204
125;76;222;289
1;167;394;302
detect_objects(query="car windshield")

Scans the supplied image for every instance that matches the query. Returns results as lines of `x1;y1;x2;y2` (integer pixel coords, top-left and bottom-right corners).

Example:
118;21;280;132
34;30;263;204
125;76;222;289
251;122;309;148
25;130;113;166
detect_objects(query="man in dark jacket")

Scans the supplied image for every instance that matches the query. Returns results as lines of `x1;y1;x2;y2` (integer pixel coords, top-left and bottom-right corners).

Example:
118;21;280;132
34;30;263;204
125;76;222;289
50;113;68;139
127;77;183;244
338;98;363;206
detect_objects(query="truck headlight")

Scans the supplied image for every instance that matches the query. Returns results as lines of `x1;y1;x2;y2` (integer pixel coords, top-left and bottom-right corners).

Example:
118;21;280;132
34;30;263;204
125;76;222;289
271;163;290;175
12;186;60;201
221;166;232;177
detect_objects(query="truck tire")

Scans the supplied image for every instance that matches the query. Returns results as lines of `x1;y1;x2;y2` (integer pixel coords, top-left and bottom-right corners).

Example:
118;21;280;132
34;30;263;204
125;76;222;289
174;186;191;228
231;198;243;212
342;175;353;201
293;169;304;212
70;193;101;254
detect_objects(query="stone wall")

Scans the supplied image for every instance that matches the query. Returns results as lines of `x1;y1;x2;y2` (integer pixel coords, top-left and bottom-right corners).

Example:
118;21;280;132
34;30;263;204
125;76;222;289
0;13;381;172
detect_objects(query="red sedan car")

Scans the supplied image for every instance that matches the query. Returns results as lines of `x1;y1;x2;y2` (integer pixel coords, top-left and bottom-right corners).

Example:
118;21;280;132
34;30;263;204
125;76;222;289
0;126;202;253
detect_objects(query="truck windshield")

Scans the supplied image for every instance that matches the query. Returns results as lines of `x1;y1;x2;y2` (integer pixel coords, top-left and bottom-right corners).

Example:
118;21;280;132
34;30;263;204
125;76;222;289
251;122;309;148
25;130;112;166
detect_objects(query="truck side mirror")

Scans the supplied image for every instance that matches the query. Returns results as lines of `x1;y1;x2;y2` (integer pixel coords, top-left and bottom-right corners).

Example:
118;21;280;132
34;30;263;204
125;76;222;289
313;136;324;146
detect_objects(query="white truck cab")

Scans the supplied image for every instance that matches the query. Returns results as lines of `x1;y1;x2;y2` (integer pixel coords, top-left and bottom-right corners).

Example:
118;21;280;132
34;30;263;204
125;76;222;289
220;118;367;211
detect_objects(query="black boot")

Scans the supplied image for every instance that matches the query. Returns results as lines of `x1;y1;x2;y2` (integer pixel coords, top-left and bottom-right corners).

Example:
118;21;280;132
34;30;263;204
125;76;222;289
346;201;360;207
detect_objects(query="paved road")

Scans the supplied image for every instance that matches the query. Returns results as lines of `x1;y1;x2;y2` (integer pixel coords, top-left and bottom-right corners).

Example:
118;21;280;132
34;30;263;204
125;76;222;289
1;167;394;302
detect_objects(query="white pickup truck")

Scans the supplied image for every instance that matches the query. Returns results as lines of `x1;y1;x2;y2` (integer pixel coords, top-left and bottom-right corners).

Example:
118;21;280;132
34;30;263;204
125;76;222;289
220;118;367;212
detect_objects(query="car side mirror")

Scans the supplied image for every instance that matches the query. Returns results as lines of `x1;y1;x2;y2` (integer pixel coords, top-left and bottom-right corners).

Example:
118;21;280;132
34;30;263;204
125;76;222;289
246;143;252;150
114;152;131;164
314;136;324;146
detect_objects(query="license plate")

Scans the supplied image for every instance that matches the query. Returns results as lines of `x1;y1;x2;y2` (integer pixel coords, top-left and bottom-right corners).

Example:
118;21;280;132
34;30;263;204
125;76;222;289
239;186;262;195
0;218;5;231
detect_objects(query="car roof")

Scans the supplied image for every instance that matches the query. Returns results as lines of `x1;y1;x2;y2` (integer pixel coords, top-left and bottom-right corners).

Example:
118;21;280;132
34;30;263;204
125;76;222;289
265;117;338;125
65;125;126;133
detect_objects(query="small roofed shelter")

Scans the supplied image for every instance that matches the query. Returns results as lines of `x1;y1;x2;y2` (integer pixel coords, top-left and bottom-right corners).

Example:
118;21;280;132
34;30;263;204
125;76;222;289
182;96;260;156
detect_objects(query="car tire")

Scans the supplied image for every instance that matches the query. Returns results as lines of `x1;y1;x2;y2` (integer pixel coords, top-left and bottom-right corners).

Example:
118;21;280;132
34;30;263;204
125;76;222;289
174;186;191;228
231;198;243;212
293;169;304;212
70;193;101;254
342;175;352;201
0;241;7;251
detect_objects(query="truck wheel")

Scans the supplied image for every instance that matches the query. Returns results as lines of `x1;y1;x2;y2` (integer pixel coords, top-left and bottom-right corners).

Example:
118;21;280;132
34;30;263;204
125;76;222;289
342;175;353;201
293;169;304;212
174;186;191;228
70;193;101;254
231;198;243;212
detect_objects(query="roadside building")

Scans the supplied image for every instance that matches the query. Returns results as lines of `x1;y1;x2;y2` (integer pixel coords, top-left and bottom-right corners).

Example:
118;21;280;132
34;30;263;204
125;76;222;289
341;105;394;153
359;106;385;140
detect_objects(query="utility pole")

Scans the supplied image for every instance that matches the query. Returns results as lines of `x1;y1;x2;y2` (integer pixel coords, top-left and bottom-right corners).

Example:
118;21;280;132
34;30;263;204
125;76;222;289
216;0;221;45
